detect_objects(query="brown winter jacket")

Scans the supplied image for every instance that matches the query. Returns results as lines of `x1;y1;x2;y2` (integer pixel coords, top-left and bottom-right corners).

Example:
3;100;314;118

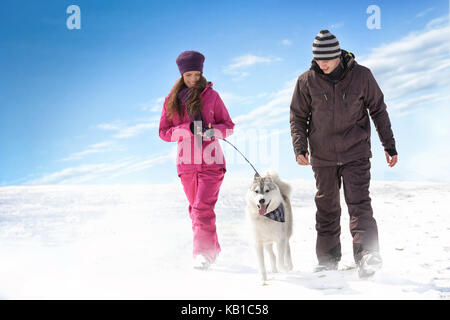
290;50;396;167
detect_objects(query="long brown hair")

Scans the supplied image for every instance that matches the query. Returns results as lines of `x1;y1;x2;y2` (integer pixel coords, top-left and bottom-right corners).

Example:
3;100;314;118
166;75;208;120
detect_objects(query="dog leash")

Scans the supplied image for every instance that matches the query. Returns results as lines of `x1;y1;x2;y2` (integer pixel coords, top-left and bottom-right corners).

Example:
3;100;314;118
192;119;261;177
213;136;261;178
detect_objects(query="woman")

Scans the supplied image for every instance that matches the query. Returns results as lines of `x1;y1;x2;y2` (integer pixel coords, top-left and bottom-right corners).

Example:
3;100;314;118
159;51;235;269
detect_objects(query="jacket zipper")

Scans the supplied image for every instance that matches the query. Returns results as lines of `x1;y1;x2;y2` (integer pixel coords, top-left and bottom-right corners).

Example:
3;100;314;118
333;84;340;165
343;93;347;108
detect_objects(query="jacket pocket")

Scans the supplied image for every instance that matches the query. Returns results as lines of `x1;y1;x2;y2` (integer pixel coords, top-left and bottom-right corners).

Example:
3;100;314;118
310;92;330;113
311;93;328;102
356;116;371;142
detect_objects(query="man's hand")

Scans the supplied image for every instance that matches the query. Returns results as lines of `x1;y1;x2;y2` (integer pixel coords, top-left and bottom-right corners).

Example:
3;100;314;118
385;151;398;167
296;152;310;166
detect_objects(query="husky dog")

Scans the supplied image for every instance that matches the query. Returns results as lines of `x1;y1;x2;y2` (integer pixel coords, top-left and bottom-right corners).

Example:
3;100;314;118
245;170;293;282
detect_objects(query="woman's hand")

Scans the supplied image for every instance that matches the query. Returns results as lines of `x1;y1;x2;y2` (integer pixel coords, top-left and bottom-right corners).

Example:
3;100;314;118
202;123;214;138
190;122;203;135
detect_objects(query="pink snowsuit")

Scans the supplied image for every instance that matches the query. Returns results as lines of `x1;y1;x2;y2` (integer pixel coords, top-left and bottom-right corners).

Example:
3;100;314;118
159;83;235;262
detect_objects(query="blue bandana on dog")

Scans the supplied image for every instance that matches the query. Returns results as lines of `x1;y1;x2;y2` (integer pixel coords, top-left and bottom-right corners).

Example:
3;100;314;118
264;203;285;222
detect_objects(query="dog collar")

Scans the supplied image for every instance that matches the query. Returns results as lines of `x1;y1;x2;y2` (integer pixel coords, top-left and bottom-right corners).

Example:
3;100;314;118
264;203;285;223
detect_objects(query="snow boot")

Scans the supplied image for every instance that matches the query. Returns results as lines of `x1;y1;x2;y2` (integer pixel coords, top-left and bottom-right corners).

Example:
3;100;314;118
314;260;338;272
193;254;218;270
357;252;382;278
193;255;211;270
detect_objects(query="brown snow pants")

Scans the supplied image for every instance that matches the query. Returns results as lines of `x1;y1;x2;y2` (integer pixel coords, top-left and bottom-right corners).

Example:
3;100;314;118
312;158;379;265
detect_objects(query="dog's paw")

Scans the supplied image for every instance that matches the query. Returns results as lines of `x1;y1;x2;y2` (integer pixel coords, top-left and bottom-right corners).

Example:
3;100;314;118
277;263;293;273
260;273;268;283
277;264;287;273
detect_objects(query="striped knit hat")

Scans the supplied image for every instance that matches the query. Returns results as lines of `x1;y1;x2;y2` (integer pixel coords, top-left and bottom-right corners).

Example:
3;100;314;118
312;30;341;60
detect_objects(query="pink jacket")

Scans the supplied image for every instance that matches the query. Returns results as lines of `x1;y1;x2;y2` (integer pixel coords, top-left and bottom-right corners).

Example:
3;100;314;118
159;83;235;176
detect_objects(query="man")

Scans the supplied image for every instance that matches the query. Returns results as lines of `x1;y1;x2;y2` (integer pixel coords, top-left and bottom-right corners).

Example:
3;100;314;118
290;30;398;278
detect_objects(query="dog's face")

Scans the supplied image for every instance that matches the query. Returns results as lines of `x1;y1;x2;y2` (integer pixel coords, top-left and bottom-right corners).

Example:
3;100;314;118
246;174;282;216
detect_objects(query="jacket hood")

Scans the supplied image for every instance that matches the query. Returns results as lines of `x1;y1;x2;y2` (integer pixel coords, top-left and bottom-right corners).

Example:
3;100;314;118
201;81;213;95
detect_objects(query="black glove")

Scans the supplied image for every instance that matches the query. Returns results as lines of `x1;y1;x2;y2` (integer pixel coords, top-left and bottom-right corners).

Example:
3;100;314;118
299;150;308;156
190;122;202;135
385;148;398;156
203;128;215;138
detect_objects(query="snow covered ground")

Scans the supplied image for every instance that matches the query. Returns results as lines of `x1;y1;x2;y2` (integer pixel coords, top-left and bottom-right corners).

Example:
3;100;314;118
0;178;449;299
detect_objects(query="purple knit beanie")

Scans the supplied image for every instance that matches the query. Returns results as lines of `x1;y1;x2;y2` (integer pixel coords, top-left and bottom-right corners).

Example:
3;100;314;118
176;51;205;75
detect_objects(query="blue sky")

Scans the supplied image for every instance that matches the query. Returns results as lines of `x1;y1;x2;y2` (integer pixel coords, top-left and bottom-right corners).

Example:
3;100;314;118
0;0;449;186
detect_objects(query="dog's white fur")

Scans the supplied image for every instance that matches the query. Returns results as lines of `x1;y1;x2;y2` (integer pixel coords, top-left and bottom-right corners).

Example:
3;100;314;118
245;170;293;282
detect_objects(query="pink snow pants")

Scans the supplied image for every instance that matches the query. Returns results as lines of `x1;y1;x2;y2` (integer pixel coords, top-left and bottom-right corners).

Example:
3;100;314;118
179;168;225;262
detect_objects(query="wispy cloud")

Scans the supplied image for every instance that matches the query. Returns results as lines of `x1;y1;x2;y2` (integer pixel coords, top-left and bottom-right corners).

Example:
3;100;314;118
329;22;344;29
232;77;296;128
139;97;165;112
387;93;450;116
113;122;159;139
97;118;160;139
60;141;118;162
359;15;450;113
28;150;175;185
107;148;177;180
27;161;134;185
225;54;276;71
416;7;434;18
64;117;160;163
224;54;282;81
280;39;292;46
97;122;123;131
219;91;271;109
